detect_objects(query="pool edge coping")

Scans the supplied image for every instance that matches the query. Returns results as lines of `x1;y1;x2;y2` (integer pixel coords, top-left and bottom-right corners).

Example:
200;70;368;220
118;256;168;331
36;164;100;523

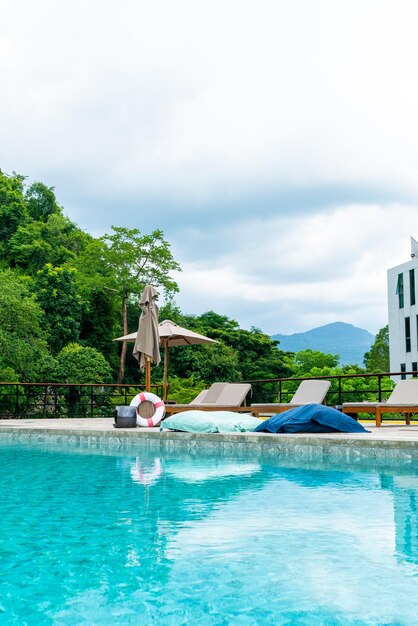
1;424;418;451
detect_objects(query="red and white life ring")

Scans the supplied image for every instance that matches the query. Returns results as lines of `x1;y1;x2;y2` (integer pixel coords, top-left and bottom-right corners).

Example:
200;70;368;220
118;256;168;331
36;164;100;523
130;392;165;427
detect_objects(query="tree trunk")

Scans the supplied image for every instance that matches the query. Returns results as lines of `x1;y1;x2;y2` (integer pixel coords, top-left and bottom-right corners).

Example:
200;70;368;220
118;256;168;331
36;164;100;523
118;292;128;383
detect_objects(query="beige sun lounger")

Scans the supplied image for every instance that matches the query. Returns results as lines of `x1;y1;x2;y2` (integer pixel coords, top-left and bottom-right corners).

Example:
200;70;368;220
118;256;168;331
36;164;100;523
181;383;228;406
164;382;252;416
342;379;418;427
250;380;331;418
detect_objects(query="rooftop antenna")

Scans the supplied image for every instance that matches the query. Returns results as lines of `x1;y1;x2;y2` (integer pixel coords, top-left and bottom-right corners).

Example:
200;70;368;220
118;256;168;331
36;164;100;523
411;236;418;258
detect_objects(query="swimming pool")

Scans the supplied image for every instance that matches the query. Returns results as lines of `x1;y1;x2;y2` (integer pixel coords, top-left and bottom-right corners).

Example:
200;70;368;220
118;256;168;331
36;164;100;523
1;437;418;625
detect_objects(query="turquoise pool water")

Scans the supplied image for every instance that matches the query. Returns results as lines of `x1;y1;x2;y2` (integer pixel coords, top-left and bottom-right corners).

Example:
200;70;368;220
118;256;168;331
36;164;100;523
1;439;418;625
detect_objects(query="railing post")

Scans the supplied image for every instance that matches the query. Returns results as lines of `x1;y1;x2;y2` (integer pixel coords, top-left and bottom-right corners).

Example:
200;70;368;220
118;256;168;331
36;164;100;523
338;375;342;406
43;385;48;418
15;384;19;417
378;374;382;402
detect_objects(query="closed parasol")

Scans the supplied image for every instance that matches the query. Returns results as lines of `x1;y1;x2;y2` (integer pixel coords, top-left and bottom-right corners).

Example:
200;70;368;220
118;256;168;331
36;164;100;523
133;286;161;391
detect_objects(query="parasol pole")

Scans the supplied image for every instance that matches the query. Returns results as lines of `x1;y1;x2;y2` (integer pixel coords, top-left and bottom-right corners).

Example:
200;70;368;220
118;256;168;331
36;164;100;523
145;356;151;392
163;339;169;402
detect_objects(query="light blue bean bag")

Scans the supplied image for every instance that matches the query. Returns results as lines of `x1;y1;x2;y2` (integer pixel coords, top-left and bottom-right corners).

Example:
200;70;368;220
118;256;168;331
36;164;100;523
160;410;261;433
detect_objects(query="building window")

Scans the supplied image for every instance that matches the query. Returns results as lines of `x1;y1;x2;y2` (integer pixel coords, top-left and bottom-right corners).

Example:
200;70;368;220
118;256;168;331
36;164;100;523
396;273;404;308
405;317;411;352
417;315;418;350
410;269;416;306
412;362;418;379
401;363;406;380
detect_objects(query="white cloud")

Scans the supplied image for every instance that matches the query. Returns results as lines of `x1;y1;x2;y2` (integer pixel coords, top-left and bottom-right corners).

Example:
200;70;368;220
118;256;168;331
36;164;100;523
1;0;418;335
2;0;418;192
174;203;418;333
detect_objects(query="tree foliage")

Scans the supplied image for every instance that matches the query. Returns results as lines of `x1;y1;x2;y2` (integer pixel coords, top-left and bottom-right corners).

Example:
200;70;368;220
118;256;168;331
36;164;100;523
163;342;241;384
289;349;340;374
52;344;112;384
0;269;50;381
284;348;392;405
0;171;182;385
364;325;389;373
164;375;205;404
101;227;181;297
79;288;119;368
155;305;291;400
0;170;28;248
49;344;113;418
9;213;91;273
0;171;90;273
34;264;82;353
75;226;181;382
75;227;181;299
25;181;61;222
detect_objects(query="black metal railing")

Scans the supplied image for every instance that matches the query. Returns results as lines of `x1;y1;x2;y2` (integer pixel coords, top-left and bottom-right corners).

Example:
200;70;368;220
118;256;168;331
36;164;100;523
0;382;165;419
0;371;414;419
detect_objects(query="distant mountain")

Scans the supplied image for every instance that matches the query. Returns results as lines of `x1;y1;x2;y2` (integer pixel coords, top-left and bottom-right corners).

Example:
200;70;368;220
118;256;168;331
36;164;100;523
271;322;375;366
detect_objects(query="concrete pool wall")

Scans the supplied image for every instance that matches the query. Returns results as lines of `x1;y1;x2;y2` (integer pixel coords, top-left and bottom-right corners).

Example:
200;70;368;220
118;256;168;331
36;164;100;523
1;419;418;465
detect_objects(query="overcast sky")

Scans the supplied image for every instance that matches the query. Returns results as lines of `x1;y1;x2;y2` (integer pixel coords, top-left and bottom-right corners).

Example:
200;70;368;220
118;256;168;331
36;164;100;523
2;0;418;336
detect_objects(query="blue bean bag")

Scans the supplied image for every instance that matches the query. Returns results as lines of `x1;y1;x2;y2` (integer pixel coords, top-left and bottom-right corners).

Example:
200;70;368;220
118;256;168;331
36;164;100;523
253;403;370;434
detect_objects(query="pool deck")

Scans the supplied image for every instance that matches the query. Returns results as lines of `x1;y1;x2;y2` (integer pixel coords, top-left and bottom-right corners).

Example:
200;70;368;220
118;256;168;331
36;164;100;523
1;418;418;447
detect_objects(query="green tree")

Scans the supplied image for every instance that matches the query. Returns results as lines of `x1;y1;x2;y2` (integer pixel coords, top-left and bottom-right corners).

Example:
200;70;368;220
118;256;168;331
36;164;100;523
290;349;340;374
195;311;240;333
75;226;181;382
9;213;91;274
156;306;291;400
50;343;112;417
162;342;241;385
158;301;185;326
285;348;391;406
364;325;389;373
195;313;291;383
0;170;28;251
0;269;51;381
79;288;119;370
34;264;82;353
25;181;61;222
53;343;112;384
164;375;205;404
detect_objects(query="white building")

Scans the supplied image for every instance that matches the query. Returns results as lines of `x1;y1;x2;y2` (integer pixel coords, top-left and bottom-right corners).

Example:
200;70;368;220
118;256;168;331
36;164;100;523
387;238;418;378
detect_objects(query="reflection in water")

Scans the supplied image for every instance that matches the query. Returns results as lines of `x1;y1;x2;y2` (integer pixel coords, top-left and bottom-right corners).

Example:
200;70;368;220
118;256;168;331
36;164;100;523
130;457;162;486
166;460;260;483
2;441;418;624
381;474;418;568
